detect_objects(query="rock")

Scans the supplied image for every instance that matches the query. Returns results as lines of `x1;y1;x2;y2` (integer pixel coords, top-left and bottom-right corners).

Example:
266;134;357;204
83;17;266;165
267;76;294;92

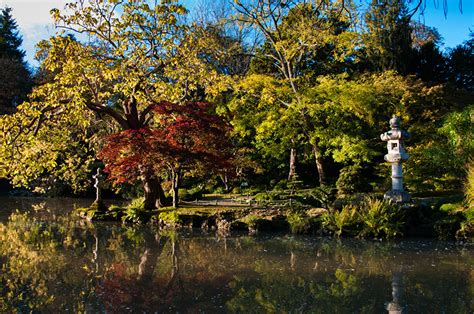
216;218;232;233
306;208;327;217
271;215;290;231
77;200;109;221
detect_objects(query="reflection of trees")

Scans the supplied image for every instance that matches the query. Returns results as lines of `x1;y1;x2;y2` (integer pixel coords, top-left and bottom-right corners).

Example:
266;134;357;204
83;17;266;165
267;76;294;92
0;212;472;312
0;212;97;311
226;263;378;312
225;239;473;313
98;232;179;312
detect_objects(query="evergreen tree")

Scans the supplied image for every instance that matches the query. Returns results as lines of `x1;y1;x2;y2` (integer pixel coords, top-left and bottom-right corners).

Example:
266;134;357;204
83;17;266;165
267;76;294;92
364;0;413;74
410;21;447;84
412;41;447;84
0;7;25;61
0;7;31;114
446;32;473;91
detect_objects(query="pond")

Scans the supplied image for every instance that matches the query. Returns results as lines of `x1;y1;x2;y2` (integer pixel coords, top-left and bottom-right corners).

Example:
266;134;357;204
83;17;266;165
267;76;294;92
0;197;472;312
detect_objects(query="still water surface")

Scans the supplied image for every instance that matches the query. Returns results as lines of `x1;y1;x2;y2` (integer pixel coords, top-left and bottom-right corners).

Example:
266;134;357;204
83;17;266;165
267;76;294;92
0;197;472;313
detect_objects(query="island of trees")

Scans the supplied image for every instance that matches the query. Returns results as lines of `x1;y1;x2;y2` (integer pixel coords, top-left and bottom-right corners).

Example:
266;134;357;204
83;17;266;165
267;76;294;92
0;0;472;240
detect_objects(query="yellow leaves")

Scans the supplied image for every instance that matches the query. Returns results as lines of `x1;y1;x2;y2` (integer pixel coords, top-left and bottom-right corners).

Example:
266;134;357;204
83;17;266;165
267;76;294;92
49;8;60;22
6;0;240;192
0;89;96;191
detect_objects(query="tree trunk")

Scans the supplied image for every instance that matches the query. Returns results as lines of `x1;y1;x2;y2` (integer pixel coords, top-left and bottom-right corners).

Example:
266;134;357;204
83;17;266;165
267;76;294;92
172;168;181;208
138;234;168;283
140;168;167;210
219;172;229;192
312;144;326;186
288;147;297;181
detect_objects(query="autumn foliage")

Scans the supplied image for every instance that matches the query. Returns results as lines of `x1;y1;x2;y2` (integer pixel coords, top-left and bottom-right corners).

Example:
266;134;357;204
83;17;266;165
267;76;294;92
98;101;232;186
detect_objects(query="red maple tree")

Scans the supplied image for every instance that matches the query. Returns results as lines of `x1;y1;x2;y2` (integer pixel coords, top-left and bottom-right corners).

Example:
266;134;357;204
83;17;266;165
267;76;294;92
99;101;232;209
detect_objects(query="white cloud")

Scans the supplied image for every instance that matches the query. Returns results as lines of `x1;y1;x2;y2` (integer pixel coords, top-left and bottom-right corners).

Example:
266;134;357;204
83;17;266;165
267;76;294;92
0;0;70;66
0;1;67;26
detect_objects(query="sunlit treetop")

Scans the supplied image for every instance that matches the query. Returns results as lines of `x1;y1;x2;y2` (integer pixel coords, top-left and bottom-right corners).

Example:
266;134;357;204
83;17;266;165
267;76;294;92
0;0;234;191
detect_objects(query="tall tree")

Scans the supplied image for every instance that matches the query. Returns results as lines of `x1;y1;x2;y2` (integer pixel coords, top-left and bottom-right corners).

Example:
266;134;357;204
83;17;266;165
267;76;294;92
409;21;447;84
232;0;358;185
364;0;413;74
0;7;31;113
0;0;230;209
192;0;255;76
0;7;24;60
446;32;473;91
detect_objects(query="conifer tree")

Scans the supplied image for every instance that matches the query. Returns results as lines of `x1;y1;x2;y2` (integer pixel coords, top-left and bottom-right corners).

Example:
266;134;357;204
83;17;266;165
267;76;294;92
0;7;31;113
364;0;413;74
447;32;473;91
0;7;25;60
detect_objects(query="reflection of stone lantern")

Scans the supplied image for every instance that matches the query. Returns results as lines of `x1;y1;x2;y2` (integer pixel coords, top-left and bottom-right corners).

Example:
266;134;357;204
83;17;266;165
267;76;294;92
386;272;403;314
380;116;410;203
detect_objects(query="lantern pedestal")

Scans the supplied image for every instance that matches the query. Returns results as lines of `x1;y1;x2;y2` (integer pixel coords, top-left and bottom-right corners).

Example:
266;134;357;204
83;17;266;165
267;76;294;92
384;190;411;203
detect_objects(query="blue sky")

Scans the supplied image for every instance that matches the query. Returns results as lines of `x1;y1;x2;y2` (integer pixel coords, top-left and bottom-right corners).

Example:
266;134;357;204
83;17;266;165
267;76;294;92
0;0;472;68
412;0;473;47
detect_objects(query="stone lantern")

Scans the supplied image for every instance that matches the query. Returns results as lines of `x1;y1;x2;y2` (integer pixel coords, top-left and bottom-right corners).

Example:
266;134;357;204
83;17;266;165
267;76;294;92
380;116;410;203
93;168;104;202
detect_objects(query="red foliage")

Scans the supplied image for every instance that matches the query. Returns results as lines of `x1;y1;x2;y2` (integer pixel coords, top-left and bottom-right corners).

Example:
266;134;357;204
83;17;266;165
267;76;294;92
97;263;173;312
98;101;232;185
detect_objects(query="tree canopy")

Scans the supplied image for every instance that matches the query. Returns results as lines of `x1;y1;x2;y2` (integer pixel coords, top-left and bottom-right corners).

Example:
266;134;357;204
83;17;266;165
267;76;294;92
0;0;472;207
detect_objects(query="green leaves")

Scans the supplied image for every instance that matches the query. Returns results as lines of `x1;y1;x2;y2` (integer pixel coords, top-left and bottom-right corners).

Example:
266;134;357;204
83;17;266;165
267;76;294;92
322;197;403;239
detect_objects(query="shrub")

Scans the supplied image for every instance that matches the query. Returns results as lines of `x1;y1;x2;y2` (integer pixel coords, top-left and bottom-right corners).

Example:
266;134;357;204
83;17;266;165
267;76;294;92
435;163;474;241
158;210;181;226
322;197;404;239
231;187;241;194
273;180;288;190
336;165;371;195
307;186;337;209
322;204;360;237
447;162;474;240
178;188;189;200
439;203;463;213
459;206;474;241
254;191;278;202
212;186;225;194
434;213;464;240
253;192;270;202
358;197;403;239
241;214;260;228
286;211;311;234
121;198;149;223
106;204;124;220
287;176;303;194
187;186;203;200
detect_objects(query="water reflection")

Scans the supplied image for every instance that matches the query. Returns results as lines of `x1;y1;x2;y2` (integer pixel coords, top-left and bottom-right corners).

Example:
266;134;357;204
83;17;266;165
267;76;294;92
0;203;472;312
386;272;403;314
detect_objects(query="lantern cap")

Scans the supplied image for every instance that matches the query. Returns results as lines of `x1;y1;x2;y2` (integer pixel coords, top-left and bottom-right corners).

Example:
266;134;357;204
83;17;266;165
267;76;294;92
390;115;400;129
